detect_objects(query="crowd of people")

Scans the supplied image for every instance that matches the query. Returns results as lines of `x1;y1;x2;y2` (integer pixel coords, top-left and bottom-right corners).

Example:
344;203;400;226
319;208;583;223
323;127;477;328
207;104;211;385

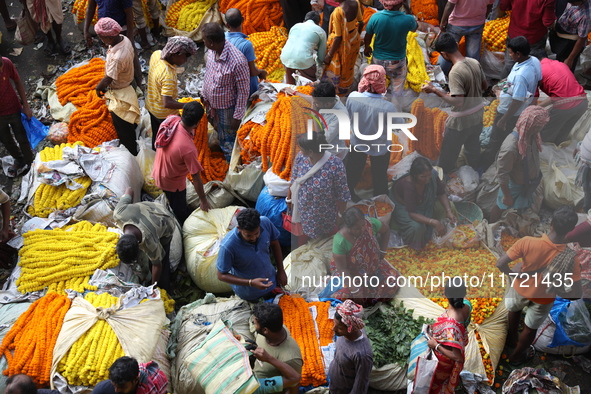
1;0;591;392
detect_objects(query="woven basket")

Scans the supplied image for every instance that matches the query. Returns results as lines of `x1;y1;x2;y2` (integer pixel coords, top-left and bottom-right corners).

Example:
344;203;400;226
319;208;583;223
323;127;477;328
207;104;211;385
455;201;483;225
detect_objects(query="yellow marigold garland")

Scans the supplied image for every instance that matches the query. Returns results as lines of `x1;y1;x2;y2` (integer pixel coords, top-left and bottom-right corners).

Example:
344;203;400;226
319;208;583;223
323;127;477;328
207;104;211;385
0;293;72;387
169;0;216;31
483;99;499;127
405;32;430;93
159;288;176;314
27;143;92;218
483;14;510;52
17;221;119;293
249;26;288;81
278;295;326;386
57;292;125;387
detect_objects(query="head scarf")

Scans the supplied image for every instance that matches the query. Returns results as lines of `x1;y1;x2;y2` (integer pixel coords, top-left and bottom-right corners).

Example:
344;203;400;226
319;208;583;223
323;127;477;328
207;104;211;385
336;300;365;333
358;65;387;94
94;18;122;37
380;0;403;10
515;106;549;158
161;36;198;60
155;115;182;148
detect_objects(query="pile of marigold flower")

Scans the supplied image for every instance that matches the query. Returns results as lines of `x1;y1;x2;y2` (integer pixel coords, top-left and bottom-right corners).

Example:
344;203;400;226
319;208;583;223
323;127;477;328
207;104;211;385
0;293;71;387
56;58;118;148
409;99;447;160
177;98;229;183
219;0;283;35
57;292;125;387
249;26;288;81
278;295;330;386
483;14;510;52
166;0;215;31
17;221;119;294
483;99;499;127
405;32;430;93
412;0;438;25
27;143;92;218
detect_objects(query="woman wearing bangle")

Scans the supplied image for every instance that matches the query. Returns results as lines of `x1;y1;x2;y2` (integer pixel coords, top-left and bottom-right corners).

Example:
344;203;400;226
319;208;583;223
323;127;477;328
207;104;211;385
390;157;457;250
426;278;471;393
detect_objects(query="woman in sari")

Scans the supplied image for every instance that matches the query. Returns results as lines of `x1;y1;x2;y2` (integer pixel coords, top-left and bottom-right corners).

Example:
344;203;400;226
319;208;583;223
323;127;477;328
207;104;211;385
390;157;457;250
427;278;471;393
329;206;399;305
322;0;364;96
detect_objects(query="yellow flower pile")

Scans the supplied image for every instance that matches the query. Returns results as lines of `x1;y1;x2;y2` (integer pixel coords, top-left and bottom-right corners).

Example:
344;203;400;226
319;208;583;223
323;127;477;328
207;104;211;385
483;14;510;52
249;26;288;81
483;99;499;127
178;96;199;115
17;221;119;294
405;31;430;93
57;292;125;387
176;0;216;31
159;288;176;314
27;143;92;218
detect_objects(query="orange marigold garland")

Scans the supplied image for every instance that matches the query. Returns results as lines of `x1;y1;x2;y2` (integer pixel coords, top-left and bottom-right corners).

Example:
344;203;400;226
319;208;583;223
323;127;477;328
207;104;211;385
0;293;72;387
237;120;263;164
310;301;334;347
413;0;438;25
67;90;118;148
56;58;106;106
249;26;288;81
278;295;326;386
219;0;283;35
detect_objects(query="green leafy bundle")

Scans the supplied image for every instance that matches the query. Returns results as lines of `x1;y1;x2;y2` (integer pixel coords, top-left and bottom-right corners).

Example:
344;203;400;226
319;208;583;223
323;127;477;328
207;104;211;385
364;302;434;368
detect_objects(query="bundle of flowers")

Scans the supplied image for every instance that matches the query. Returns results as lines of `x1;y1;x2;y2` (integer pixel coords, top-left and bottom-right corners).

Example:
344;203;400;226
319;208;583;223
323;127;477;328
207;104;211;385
219;0;283;35
249;26;288;82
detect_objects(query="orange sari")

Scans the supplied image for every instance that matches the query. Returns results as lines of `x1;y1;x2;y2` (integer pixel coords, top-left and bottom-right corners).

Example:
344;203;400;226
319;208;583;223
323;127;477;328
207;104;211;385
323;1;363;96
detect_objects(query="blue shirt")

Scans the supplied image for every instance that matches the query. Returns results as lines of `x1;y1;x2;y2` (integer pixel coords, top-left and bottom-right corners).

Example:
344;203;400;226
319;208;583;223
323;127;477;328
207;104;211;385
217;216;280;300
346;91;399;156
226;32;258;96
366;10;417;61
497;56;542;116
96;0;133;29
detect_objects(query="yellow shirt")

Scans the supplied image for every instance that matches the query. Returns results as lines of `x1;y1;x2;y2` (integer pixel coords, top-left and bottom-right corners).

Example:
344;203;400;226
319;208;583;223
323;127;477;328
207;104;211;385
146;50;179;120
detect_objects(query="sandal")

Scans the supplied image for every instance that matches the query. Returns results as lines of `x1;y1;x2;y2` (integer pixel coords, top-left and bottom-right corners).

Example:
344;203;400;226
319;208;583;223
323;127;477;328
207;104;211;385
509;345;535;367
44;42;57;56
57;41;71;55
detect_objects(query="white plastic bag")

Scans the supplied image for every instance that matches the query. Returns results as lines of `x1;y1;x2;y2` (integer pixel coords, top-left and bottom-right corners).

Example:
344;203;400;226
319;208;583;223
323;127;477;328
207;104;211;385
263;169;290;197
136;137;162;198
432;219;456;248
480;49;504;82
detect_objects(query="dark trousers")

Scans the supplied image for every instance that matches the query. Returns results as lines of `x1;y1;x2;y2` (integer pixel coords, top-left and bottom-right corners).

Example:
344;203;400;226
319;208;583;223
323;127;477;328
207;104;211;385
346;151;390;202
280;0;311;30
150;111;165;150
583;168;591;212
321;3;336;34
550;28;581;74
480;111;519;170
164;189;189;226
151;238;171;292
540;99;588;145
111;112;138;156
437;123;482;174
0;112;34;165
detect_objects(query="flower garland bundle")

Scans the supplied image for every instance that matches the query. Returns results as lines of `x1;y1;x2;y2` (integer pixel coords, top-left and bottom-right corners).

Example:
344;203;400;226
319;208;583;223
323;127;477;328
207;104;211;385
56;58;106;106
278;295;326;386
262;94;308;179
412;0;438;25
17;221;119;293
219;0;283;35
185;98;229;183
72;0;97;24
408;99;446;160
177;0;216;31
166;0;192;28
249;26;288;81
57;292;125;387
363;6;376;30
67;90;118;148
159;288;176;314
237;120;263;164
483;14;510;52
27;142;92;218
309;301;334;347
483;99;499;127
0;293;71;387
405;32;430;92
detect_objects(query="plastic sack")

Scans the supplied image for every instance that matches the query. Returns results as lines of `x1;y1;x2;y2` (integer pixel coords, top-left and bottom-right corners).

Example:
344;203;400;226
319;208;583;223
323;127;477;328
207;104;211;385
540;142;584;209
50;296;167;389
432;219;457;248
480;49;504;82
186;179;246;211
225;163;264;202
263;169;290;197
152;329;172;383
15;8;36;45
163;1;222;42
255;186;290;247
451;224;481;249
550;298;591;347
47;122;69;145
183;206;242;293
136;137;162;198
412;350;437;393
533;314;591;356
168;295;254;394
407;329;429;380
21;113;49;149
184;319;260;394
368;363;407;392
283;236;333;296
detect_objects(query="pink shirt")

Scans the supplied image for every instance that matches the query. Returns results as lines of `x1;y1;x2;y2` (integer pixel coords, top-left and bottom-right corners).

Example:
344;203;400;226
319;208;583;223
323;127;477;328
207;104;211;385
448;0;495;27
152;121;204;192
539;58;585;110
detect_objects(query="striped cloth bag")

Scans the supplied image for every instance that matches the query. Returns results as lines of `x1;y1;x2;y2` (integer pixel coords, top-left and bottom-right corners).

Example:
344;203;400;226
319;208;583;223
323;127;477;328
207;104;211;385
184;319;260;394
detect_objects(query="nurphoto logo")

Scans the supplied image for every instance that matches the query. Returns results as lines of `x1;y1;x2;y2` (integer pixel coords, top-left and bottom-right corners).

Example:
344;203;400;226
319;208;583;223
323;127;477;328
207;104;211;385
306;110;419;153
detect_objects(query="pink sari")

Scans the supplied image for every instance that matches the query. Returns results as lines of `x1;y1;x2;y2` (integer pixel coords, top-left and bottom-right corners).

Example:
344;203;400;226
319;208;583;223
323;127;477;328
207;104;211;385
429;315;468;394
